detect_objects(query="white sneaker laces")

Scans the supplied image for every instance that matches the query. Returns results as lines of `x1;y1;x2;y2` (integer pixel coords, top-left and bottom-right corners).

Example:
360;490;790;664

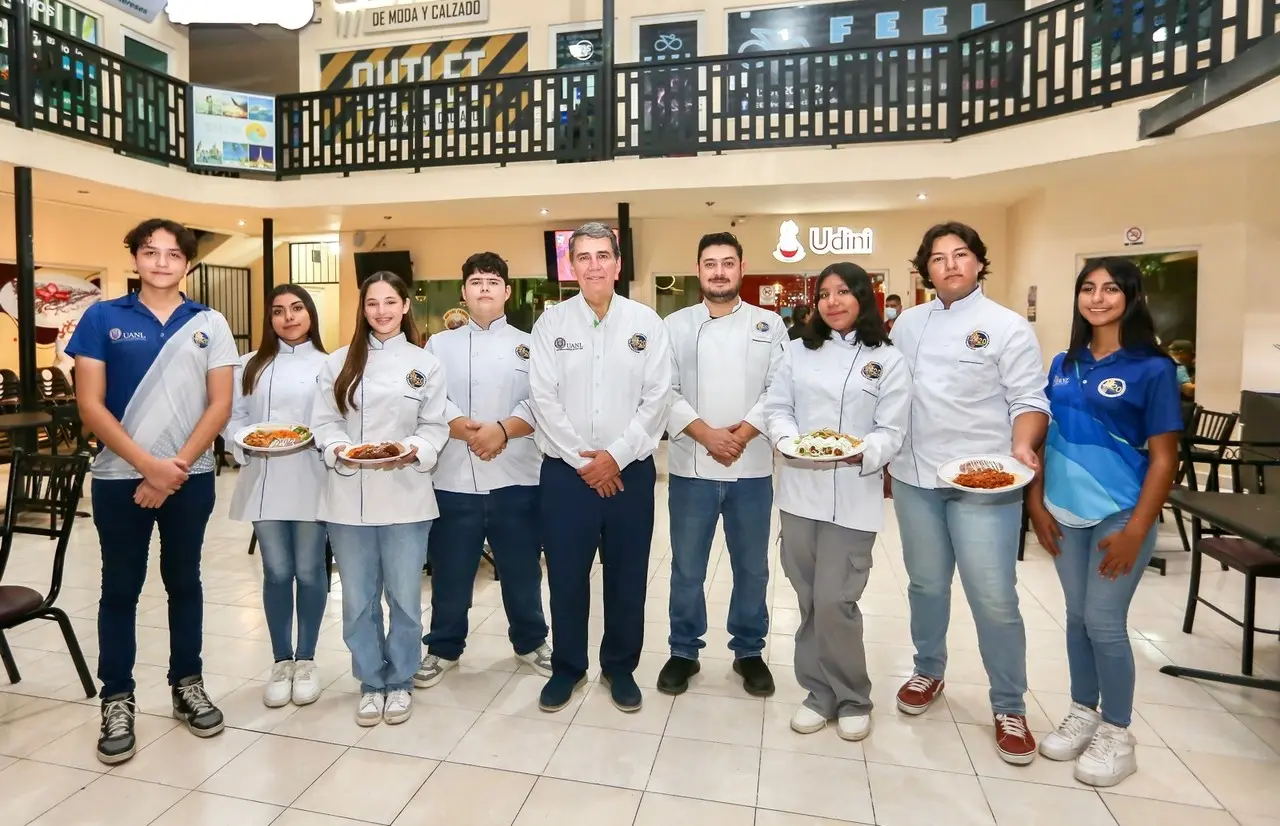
102;698;135;739
270;661;293;682
1055;708;1095;740
359;692;382;712
386;689;411;712
1082;727;1123;762
178;682;215;716
294;660;316;681
996;714;1029;739
904;673;936;694
420;654;440;671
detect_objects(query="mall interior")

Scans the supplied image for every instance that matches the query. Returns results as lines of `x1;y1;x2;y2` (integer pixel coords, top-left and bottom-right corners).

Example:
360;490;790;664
1;0;1280;824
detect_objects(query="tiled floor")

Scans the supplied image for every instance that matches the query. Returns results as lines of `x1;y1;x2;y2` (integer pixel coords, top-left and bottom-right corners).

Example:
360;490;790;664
2;450;1279;825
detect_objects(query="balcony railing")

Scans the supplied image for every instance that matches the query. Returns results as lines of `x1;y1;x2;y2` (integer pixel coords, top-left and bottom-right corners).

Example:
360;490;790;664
1;0;1276;179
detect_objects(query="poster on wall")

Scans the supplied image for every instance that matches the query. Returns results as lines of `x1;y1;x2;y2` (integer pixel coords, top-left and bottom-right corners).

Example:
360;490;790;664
0;264;103;376
638;19;699;61
319;31;529;89
554;28;604;68
191;85;276;172
0;0;102;42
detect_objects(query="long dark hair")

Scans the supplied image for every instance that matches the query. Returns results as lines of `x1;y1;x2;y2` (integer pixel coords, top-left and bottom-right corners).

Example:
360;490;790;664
910;221;991;289
1064;257;1164;365
242;284;327;396
801;263;892;350
333;272;420;415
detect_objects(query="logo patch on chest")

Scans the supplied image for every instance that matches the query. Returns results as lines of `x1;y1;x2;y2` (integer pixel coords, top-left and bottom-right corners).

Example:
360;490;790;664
628;333;648;353
965;330;990;350
755;321;770;333
406;369;426;389
862;362;883;380
1097;378;1126;398
515;344;530;361
192;331;210;349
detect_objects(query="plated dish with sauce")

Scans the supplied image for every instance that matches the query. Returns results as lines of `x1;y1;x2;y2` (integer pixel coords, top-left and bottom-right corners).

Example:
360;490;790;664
340;442;411;465
778;429;867;462
937;454;1034;494
234;423;313;454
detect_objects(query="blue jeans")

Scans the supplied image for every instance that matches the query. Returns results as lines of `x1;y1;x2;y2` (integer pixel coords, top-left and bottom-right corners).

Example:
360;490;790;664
894;481;1028;715
327;521;431;693
1054;510;1155;727
424;486;547;660
254;520;329;662
667;475;772;660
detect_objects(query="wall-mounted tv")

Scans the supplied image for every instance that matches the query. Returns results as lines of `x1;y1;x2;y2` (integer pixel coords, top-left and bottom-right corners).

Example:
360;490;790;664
543;228;621;282
353;250;414;286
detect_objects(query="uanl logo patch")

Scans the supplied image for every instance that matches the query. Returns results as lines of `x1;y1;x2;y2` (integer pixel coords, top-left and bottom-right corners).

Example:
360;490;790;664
862;362;883;380
755;321;770;333
1097;378;1126;398
628;333;648;352
192;331;210;348
515;344;530;361
965;330;990;350
406;369;426;388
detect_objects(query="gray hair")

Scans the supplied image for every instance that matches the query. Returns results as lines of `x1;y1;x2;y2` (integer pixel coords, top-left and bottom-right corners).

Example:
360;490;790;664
568;221;620;260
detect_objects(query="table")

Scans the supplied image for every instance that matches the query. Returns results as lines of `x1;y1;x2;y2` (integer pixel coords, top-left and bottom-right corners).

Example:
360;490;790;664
1159;489;1280;692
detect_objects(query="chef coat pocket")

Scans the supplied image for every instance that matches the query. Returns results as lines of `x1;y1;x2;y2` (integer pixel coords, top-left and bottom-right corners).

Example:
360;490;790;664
839;543;874;604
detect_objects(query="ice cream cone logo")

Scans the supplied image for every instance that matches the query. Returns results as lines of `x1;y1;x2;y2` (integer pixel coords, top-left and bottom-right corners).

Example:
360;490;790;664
773;221;806;263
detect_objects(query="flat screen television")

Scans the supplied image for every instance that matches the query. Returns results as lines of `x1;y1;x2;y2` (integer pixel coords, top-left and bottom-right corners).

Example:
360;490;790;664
353;250;414;286
543;228;621;282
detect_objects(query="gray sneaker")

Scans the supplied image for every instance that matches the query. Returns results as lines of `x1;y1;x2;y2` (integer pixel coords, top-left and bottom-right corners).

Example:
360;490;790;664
97;693;137;765
517;643;554;678
413;653;458;688
172;676;224;738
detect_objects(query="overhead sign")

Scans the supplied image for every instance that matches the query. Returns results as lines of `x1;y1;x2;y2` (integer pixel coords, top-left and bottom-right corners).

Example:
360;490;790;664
320;31;528;89
773;221;874;263
334;0;490;38
97;0;166;23
1124;226;1145;246
554;28;603;68
191;85;276;173
165;0;314;30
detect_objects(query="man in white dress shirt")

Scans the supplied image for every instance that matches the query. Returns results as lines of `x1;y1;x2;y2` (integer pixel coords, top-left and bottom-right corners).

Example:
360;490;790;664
414;253;552;689
887;222;1050;766
660;232;787;697
528;222;673;713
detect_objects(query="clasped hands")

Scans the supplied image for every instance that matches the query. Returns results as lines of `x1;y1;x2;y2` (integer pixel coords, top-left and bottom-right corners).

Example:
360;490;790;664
457;419;508;460
134;456;190;509
696;421;761;468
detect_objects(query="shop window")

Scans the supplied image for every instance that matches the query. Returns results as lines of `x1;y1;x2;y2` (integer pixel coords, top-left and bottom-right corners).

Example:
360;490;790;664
124;34;169;73
655;274;701;318
412;278;567;338
0;0;100;43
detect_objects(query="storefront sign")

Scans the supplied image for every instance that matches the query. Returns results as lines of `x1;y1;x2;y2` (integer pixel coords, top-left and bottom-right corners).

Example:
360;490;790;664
772;220;874;263
320;31;528;89
554;28;604;68
334;0;489;38
638;19;699;61
97;0;165;23
165;0;314;30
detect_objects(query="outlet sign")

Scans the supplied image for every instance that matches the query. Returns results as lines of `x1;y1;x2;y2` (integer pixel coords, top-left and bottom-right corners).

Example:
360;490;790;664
772;221;874;263
334;0;490;38
165;0;315;30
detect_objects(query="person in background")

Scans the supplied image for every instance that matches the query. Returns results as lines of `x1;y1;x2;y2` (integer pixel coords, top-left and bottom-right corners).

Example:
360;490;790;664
765;262;910;741
888;222;1050;765
1168;340;1195;399
416;252;552;688
528;222;672;714
884;294;903;332
1027;258;1181;787
661;232;787;697
226;285;329;709
68;218;240;765
789;305;811;340
312;272;450;727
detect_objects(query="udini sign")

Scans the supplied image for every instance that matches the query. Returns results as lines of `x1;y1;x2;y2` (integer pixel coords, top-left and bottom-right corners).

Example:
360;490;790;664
773;221;874;263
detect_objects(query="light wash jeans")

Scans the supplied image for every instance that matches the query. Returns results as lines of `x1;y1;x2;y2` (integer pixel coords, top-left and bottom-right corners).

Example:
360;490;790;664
254;520;330;662
1053;510;1155;727
327;521;432;693
894;480;1028;715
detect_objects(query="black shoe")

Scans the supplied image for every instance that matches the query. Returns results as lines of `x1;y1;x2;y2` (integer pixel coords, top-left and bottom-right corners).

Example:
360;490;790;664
172;675;225;737
97;693;137;765
656;656;701;696
733;656;775;697
602;671;643;712
539;673;585;712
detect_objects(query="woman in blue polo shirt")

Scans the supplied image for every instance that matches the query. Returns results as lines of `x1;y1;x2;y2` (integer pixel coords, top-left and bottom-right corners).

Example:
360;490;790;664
1026;257;1181;789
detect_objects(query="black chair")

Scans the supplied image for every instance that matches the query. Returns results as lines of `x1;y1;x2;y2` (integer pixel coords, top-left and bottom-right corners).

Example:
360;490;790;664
1170;406;1239;557
36;367;75;407
0;449;96;698
1180;445;1280;677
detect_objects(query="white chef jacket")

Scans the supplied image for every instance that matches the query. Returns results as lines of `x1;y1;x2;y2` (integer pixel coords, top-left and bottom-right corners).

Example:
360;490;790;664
528;292;673;471
225;341;328;523
764;334;911;533
425;316;541;493
888;288;1049;489
665;300;787;480
311;333;451;526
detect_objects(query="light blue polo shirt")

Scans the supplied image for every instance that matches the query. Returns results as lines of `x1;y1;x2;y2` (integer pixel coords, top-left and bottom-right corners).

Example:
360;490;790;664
66;293;240;480
1043;347;1183;527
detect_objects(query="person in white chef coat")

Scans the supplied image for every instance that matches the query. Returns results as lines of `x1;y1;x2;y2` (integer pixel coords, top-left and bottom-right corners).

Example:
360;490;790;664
414;252;552;689
528;221;673;714
660;232;787;698
311;272;450;728
764;262;910;742
226;285;329;709
887;222;1050;766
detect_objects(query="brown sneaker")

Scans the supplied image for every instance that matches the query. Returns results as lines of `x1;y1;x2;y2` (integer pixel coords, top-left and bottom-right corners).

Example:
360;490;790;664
896;673;945;715
994;714;1037;765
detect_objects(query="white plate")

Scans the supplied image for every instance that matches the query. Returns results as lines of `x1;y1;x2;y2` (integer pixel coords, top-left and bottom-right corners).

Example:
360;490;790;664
778;434;867;462
233;422;313;454
339;443;411;465
937;454;1034;494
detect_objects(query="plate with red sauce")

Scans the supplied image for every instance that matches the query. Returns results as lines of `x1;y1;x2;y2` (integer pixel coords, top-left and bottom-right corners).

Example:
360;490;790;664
937;454;1034;494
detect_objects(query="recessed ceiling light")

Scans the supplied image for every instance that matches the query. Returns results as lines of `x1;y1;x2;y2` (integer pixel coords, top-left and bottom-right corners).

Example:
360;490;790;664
383;215;392;220
76;189;90;195
539;208;549;216
916;192;928;200
237;219;246;226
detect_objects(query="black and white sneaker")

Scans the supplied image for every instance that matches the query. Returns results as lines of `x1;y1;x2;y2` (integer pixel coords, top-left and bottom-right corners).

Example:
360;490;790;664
97;693;138;765
172;675;225;737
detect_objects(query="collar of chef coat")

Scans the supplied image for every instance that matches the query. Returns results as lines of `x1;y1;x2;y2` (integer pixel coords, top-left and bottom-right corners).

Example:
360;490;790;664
827;329;864;348
695;298;745;322
277;339;318;355
573;291;619;326
929;285;986;312
467;315;508;333
368;332;407;350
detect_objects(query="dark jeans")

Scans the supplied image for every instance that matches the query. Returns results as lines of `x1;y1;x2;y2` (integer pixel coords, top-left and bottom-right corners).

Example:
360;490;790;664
93;472;216;698
424;486;548;660
541;457;656;680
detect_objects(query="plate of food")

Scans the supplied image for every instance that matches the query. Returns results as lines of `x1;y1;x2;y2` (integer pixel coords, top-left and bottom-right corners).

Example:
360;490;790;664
778;428;866;462
937;454;1034;494
234;422;313;453
340;442;411;465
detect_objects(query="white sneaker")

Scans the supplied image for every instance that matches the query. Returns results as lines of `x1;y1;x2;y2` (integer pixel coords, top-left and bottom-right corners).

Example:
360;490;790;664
790;705;828;734
1040;702;1100;761
1074;722;1137;787
263;661;294;708
837;714;872;741
291;660;321;706
413;654;458;688
383;689;413;725
356;692;384;727
517;643;554;678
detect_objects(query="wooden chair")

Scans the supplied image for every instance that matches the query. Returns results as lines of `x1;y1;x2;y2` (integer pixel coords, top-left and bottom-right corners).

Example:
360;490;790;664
0;449;96;698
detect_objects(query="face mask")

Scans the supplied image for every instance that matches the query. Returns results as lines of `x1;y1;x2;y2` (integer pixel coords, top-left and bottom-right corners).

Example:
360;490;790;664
885;307;899;320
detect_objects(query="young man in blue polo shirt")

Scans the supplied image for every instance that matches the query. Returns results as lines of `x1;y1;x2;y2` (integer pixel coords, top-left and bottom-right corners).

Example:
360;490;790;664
67;219;240;765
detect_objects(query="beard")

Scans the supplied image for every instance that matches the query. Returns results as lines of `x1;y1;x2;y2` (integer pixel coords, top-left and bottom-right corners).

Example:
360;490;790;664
703;282;740;302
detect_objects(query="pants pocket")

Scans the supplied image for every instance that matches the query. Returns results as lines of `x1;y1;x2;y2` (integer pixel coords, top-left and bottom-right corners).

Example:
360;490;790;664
839;547;873;604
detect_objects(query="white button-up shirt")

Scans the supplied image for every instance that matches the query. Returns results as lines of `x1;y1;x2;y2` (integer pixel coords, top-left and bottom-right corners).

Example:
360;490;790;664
528;292;672;471
665;300;787;480
888;288;1050;489
225;341;328;523
311;333;451;526
425;316;541;493
765;334;911;533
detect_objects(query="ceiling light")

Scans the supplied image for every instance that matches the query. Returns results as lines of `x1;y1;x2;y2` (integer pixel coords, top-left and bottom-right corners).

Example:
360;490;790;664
237;219;246;226
916;192;928;200
76;189;90;195
383;215;392;220
539;208;549;216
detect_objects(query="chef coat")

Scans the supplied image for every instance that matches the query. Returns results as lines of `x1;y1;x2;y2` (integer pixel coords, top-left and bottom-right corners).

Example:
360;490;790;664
764;333;911;533
665;300;787;480
225;340;328;523
888;288;1049;489
425;316;541;493
528;292;672;471
311;333;451;526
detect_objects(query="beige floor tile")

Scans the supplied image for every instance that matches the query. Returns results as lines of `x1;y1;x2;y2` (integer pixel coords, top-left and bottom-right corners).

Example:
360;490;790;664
760;700;865;760
543;724;661;790
28;710;178;773
270;690;370;746
488;673;587;720
511;777;642;826
754;811;873;826
663;692;764;747
393;762;535;826
756;747;875;823
356;702;479;761
0;697;99;757
149;791;283;826
199;732;345;806
1097;745;1222;809
867;762;996;826
632;792;755;826
449;711;568;774
1136;704;1279;761
271;811;381;826
0;758;99;825
293;748;437;825
957;723;1079;787
571;682;673;735
27;774;186;826
111;725;260;788
1175;749;1280;817
414;666;514;712
979;776;1118;826
863;713;975;774
212;679;302;733
1100;794;1241;826
646;736;760;807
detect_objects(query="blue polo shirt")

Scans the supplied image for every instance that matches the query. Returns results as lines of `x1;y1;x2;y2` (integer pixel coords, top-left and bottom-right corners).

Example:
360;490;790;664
66;293;240;480
1042;347;1183;527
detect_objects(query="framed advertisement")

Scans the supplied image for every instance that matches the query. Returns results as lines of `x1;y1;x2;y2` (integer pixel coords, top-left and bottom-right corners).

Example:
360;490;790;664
191;85;276;172
319;31;529;89
552;26;604;68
